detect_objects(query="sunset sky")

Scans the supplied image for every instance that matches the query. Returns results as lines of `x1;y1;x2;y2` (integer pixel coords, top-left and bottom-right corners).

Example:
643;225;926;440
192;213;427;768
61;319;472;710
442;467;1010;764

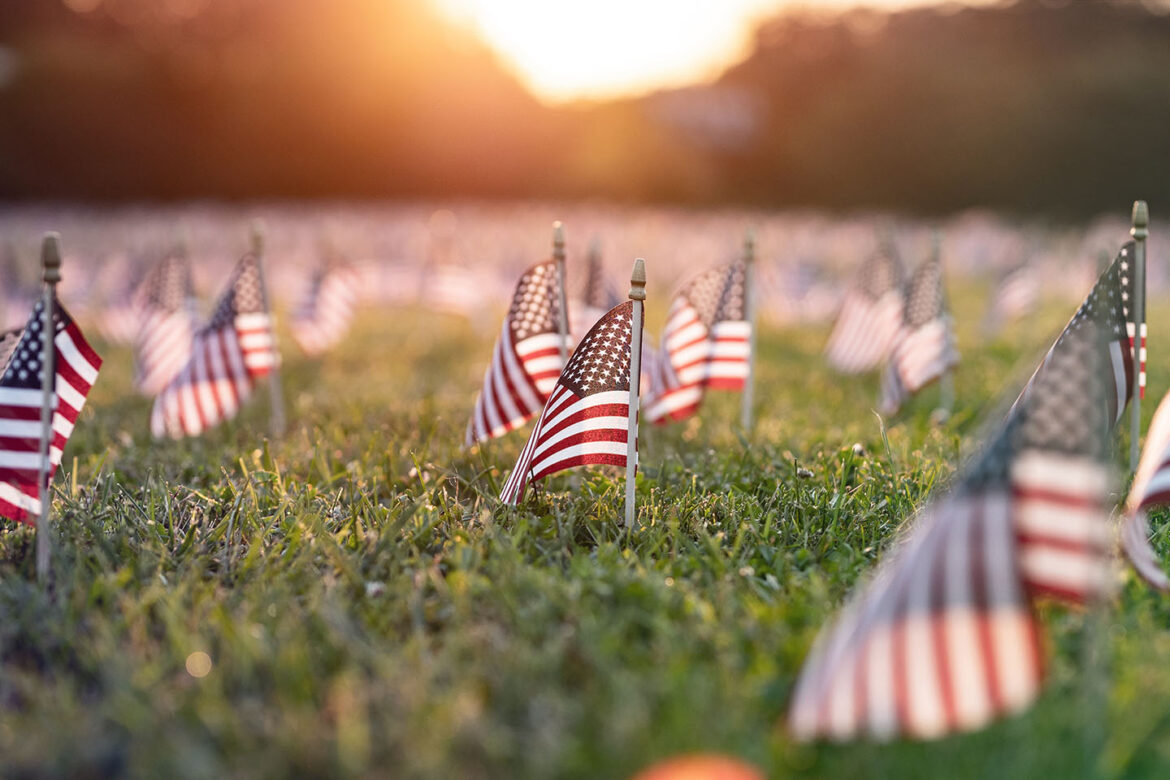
431;0;1001;102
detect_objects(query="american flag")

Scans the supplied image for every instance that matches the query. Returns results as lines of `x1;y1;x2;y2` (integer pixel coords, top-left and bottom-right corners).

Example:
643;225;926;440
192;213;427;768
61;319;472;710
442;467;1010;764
466;260;569;446
291;260;361;356
501;300;638;504
878;251;958;414
825;242;905;374
569;245;621;343
150;253;277;439
0;297;102;524
789;324;1112;741
1122;389;1170;591
643;262;749;424
133;254;196;396
1014;242;1140;427
984;263;1040;332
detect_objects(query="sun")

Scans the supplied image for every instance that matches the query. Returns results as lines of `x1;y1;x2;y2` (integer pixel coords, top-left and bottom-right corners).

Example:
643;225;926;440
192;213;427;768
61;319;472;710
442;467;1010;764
430;0;785;103
429;0;994;104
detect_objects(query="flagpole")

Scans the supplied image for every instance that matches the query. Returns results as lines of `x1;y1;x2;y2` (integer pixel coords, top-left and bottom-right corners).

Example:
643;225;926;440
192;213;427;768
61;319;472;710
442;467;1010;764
1130;200;1148;473
35;233;61;584
934;231;954;422
625;258;646;530
740;229;756;433
251;220;285;438
552;221;570;363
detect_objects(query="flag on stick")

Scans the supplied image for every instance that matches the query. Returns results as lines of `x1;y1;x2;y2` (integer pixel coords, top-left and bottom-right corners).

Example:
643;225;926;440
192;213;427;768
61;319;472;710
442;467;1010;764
466;260;569;446
984;263;1040;333
1013;241;1141;429
825;240;905;374
133;253;196;395
643;261;749;424
150;253;277;438
500;261;644;506
0;301;102;524
878;248;958;414
789;324;1113;742
291;258;361;356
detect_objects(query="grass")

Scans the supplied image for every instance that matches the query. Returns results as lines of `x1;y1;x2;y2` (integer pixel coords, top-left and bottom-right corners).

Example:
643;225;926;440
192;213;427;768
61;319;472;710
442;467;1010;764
2;287;1170;779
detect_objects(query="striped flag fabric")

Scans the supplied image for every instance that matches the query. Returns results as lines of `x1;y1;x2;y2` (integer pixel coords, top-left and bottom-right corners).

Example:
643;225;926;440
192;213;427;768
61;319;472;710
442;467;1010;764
0;296;102;524
643;262;749;424
291;260;361;356
984;263;1040;332
133;254;196;396
789;324;1112;741
466;260;569;446
1122;389;1170;590
1013;242;1141;428
878;251;958;414
569;245;621;343
501;300;638;504
825;241;905;374
150;253;277;439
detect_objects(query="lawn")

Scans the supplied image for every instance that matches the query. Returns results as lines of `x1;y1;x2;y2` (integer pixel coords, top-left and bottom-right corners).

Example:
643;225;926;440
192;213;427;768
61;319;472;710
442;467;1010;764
2;282;1168;779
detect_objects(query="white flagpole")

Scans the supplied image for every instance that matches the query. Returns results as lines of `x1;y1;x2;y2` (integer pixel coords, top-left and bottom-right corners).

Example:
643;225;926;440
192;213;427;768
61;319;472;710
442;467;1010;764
1130;200;1148;473
625;258;646;530
251;220;285;437
552;221;570;363
740;229;756;433
35;233;61;583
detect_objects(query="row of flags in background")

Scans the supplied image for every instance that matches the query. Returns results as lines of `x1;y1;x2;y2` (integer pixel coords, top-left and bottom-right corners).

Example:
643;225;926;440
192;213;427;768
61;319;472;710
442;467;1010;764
826;234;959;415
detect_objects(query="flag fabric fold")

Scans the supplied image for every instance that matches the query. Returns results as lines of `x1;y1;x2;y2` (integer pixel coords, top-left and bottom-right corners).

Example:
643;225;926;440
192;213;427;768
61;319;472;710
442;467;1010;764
0;296;102;524
150;253;277;439
291;259;361;356
825;242;905;374
789;310;1113;742
466;260;569;447
643;262;749;424
501;300;638;504
879;251;958;414
133;254;197;396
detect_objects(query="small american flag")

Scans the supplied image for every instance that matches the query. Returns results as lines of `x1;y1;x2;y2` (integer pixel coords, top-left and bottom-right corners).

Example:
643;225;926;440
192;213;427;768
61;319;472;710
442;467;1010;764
466;260;569;446
150;253;277;439
291;260;361;356
643;262;749;424
0;297;102;524
501;300;638;504
878;251;958;414
788;324;1111;741
1014;242;1141;427
569;246;621;343
825;242;905;374
984;263;1040;332
133;254;196;396
1123;389;1170;591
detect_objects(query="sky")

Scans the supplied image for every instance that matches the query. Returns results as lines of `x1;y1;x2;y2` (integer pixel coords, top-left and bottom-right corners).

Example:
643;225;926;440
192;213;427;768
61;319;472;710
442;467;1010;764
430;0;1002;103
